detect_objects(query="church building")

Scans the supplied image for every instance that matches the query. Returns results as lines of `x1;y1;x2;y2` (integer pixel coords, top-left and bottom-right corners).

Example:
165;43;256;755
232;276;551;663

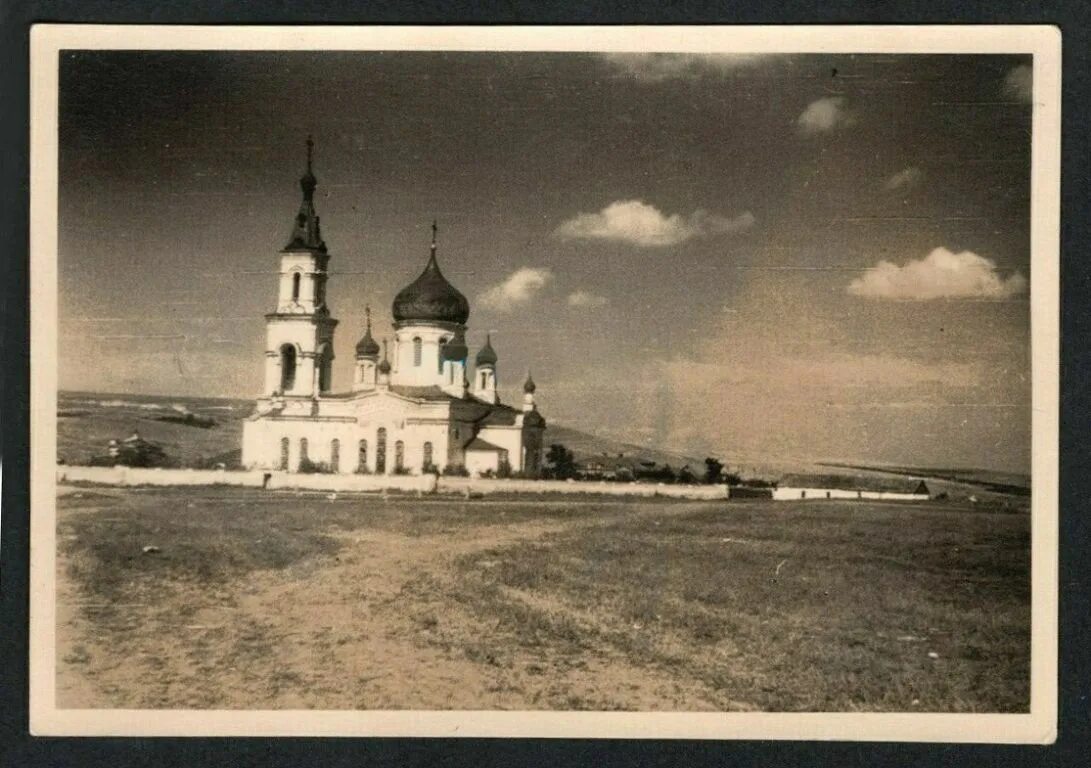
240;140;546;476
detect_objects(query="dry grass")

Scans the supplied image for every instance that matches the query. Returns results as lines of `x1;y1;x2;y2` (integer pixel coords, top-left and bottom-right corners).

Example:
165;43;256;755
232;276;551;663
56;487;1029;712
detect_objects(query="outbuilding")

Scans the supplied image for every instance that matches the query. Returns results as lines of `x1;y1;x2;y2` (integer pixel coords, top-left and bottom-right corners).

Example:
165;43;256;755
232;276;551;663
773;474;930;501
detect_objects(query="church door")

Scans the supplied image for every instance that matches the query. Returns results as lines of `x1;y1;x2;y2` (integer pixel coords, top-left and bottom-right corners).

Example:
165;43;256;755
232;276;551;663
375;428;387;474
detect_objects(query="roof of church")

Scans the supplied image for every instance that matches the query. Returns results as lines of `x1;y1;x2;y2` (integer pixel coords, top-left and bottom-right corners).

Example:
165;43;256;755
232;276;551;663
475;333;497;366
463;436;506;453
355;308;380;357
282;136;327;253
392;223;470;325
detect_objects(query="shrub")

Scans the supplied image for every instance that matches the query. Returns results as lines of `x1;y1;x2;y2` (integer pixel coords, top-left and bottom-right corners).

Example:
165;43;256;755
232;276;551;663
298;458;332;474
442;464;470;477
392;465;412;476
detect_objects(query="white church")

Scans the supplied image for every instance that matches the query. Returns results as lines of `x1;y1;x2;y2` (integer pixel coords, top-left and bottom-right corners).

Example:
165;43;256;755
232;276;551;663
240;139;546;476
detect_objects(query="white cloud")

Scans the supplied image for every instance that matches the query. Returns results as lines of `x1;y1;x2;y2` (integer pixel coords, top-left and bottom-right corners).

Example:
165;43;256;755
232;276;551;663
848;247;1028;301
477;267;553;312
1003;64;1033;104
567;290;610;308
797;96;853;134
601;53;766;81
883;166;923;190
556;200;755;247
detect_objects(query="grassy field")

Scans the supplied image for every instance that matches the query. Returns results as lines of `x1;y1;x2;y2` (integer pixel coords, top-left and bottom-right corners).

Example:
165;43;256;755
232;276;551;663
57;486;1030;712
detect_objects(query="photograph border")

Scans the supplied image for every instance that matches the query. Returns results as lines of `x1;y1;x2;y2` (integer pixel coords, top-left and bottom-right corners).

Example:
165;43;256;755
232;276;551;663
26;23;1061;743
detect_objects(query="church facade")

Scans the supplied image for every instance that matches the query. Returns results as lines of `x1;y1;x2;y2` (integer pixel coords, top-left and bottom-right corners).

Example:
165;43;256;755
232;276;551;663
240;140;545;476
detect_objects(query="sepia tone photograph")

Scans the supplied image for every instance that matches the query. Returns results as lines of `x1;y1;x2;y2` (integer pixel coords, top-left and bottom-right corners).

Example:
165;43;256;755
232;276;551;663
28;25;1060;741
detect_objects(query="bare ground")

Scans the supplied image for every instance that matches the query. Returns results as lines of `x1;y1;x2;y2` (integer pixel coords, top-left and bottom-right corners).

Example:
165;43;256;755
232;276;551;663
56;487;1029;712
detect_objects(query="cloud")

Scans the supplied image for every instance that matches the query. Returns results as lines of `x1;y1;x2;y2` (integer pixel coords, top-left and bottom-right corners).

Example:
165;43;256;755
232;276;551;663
567;290;610;308
848;247;1028;301
883;166;923;190
477;267;553;311
1002;64;1033;104
601;53;766;82
556;200;755;247
797;96;853;134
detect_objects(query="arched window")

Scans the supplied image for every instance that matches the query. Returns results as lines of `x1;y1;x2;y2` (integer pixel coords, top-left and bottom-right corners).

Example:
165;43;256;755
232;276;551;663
358;439;368;473
413;337;422;367
394;440;405;471
314;276;325;306
422;442;433;471
481;372;487;389
330;439;340;473
438;337;450;373
448;364;455;385
299;437;309;465
291;272;301;301
279;437;290;470
279;344;297;391
375;428;387;473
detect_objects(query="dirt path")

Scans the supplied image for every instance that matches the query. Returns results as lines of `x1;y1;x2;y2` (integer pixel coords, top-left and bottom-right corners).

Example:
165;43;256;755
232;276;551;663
58;499;743;710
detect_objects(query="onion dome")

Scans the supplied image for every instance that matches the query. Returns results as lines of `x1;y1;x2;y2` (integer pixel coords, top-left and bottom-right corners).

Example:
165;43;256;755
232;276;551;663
441;332;469;362
523;371;536;394
475;333;498;367
391;222;469;325
355;306;380;358
378;340;392;375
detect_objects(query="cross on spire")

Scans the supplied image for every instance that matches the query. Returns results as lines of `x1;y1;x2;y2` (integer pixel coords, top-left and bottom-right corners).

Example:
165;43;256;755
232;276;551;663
431;219;438;250
306;134;314;174
365;304;372;331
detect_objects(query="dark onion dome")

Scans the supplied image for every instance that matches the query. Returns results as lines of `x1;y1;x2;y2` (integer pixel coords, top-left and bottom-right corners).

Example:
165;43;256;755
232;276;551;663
392;233;470;325
283;136;326;252
441;333;469;361
355;308;380;358
355;327;380;358
475;333;497;366
523;371;536;394
378;340;392;374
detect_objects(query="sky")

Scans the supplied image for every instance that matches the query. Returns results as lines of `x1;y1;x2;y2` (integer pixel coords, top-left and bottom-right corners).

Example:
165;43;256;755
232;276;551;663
57;51;1034;472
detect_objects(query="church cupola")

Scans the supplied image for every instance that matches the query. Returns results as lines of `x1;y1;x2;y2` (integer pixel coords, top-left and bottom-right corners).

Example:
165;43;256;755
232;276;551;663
377;339;392;389
353;306;381;392
440;330;469;398
391;222;469;326
473;333;499;404
283;135;326;253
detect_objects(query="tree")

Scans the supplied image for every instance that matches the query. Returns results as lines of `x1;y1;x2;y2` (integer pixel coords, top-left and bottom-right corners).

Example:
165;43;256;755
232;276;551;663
546;443;577;479
703;457;725;484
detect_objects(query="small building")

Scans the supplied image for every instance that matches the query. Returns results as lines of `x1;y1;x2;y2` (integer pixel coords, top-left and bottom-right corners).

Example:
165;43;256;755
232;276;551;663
773;473;930;501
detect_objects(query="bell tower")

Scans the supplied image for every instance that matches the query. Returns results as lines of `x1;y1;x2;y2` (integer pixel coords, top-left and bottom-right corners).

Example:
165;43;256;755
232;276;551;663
263;137;339;397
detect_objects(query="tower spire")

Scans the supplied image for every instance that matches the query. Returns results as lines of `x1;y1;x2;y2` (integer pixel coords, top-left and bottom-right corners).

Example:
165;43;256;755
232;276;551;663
284;135;325;252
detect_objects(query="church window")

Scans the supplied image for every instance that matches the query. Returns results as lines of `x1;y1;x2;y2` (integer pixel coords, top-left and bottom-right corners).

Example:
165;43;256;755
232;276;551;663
317;345;331;392
376;428;387;473
422;442;433;470
395;440;405;471
413;337;422;367
279;437;289;470
481;372;487;389
330;439;340;473
299;438;309;465
358;439;368;472
448;363;454;385
279;344;297;391
314;276;325;306
291;272;301;301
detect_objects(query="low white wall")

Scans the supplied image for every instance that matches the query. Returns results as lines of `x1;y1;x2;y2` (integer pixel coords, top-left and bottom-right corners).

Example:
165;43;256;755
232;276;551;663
437;477;728;500
772;486;929;501
58;466;266;487
266;472;437;493
56;465;727;499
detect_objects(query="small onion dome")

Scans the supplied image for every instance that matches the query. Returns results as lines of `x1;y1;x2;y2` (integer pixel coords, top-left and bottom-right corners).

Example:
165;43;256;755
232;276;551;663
392;250;470;325
523;371;536;394
355;327;380;358
475;333;498;367
378;357;391;375
441;334;469;362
